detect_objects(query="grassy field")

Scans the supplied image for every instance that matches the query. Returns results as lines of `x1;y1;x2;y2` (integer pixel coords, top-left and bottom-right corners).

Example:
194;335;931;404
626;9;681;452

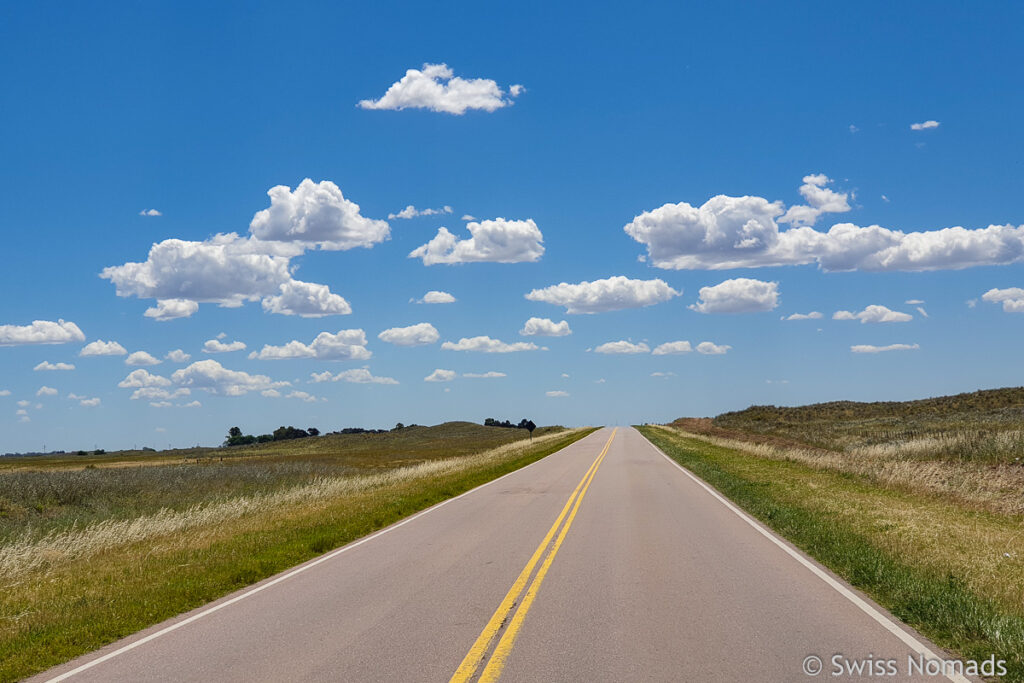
646;386;1024;680
0;422;594;682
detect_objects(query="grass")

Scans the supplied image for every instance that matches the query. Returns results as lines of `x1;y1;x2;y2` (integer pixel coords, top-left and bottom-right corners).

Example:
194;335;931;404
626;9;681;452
0;424;595;682
639;425;1024;681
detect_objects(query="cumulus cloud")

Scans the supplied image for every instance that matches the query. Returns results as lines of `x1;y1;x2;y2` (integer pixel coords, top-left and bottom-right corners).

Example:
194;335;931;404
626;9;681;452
441;336;539;353
624;184;1024;272
378;323;440;347
525;276;680;314
906;299;925;305
778;174;851;227
358;63;522;115
34;361;75;371
851;343;920;353
833;305;912;323
171;360;289;396
36;386;58;396
125;351;162;366
80;340;128;356
690;278;779;314
652;341;692;355
330;368;399;385
519;317;571;337
144;299;200;321
594;341;650;354
0;319;85;346
203;339;247;353
425;368;456;382
139;209;162;216
410;218;543;265
249;330;372;361
79;397;101;407
784;312;823;321
910;120;940;130
982;287;1024;313
118;369;171;389
286;391;317;402
129;387;190;401
165;349;191;363
546;390;569;397
388;205;453;219
249;179;389;251
463;371;506;378
696;341;731;355
415;290;456;304
0;390;10;396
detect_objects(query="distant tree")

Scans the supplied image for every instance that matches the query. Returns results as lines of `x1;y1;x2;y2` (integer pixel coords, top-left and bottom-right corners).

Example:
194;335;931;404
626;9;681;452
256;434;274;443
523;420;537;438
484;418;497;427
307;427;320;437
92;449;105;455
393;422;405;431
272;425;309;441
228;426;242;439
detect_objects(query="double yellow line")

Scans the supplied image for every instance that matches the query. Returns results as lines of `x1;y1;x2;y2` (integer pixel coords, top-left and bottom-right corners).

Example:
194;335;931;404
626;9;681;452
450;428;617;683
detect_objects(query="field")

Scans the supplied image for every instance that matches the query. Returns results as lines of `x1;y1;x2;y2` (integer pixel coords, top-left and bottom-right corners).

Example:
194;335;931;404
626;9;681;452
0;422;594;682
645;385;1024;680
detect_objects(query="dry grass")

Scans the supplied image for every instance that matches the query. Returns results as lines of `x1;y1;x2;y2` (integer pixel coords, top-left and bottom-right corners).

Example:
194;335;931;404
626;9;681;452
0;429;578;584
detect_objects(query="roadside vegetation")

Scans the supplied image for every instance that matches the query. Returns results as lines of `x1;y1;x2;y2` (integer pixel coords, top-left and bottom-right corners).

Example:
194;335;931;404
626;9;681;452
0;422;593;682
643;386;1024;680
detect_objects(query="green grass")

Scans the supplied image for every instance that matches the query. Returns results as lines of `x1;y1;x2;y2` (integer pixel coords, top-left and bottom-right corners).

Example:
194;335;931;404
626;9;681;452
0;426;596;682
638;426;1024;681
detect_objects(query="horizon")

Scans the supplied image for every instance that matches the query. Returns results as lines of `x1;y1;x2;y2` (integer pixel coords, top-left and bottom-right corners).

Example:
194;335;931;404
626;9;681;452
3;1;1023;453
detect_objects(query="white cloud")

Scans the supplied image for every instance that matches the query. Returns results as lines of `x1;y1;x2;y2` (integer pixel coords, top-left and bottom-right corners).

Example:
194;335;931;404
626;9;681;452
415;290;456;304
441;336;539;353
165;349;191;363
262;389;281;397
388;205;453;219
79;397;101;407
624;186;1024;272
595;378;606;383
910;120;940;130
905;299;925;305
849;125;859;133
461;214;475;221
967;299;978;308
410;218;543;265
118;369;171;389
463;371;506;378
425;368;456;382
171;360;288;396
102;233;294;307
331;368;399;385
652;341;692;355
286;391;317;403
696;341;731;355
144;299;200;321
309;372;333;383
778;174;851;227
80;340;128;357
36;386;58;396
916;307;929;318
651;372;675;378
150;401;172;408
560;373;570;378
358;63;521;115
594;340;650;355
34;361;75;371
546;390;569;397
203;339;247;353
832;305;912;323
525;276;680;314
519;317;571;337
0;390;9;396
783;312;823;321
16;408;28;416
139;209;162;216
378;323;439;347
17;400;30;407
249;179;389;251
982;287;1024;313
125;351;162;366
851;343;920;353
0;319;85;346
690;278;779;314
250;330;372;361
129;387;190;401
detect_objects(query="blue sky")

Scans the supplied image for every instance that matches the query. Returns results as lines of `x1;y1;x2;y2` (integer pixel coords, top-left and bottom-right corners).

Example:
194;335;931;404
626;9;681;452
2;1;1023;452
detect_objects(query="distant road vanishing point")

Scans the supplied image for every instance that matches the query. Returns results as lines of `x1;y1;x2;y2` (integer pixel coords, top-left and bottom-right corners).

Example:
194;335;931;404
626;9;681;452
36;427;972;682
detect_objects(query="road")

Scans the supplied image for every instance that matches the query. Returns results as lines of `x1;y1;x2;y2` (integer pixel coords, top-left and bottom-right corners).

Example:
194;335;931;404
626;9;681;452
36;427;972;682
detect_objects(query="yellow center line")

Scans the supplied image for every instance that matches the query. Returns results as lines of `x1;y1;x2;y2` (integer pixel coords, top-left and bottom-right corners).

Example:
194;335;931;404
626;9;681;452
450;428;617;683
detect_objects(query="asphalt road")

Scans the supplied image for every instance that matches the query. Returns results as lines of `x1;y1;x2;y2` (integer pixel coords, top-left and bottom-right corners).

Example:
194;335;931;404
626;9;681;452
36;427;974;682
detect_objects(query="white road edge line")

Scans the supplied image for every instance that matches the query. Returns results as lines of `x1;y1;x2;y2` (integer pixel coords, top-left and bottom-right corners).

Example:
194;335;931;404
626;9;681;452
638;429;971;683
44;428;605;682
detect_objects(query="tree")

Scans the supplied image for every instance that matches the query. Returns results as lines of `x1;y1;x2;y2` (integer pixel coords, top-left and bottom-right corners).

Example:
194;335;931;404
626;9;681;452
393;422;405;431
307;427;320;437
228;426;242;438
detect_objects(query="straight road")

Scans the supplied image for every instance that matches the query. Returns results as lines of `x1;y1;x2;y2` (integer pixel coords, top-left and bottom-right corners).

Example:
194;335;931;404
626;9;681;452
36;427;972;682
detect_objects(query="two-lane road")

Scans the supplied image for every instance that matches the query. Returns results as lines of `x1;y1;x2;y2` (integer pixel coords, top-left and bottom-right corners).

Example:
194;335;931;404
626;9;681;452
37;428;970;682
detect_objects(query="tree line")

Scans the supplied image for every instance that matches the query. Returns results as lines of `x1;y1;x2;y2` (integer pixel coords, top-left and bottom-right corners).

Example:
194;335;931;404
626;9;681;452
484;418;537;434
224;425;320;446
